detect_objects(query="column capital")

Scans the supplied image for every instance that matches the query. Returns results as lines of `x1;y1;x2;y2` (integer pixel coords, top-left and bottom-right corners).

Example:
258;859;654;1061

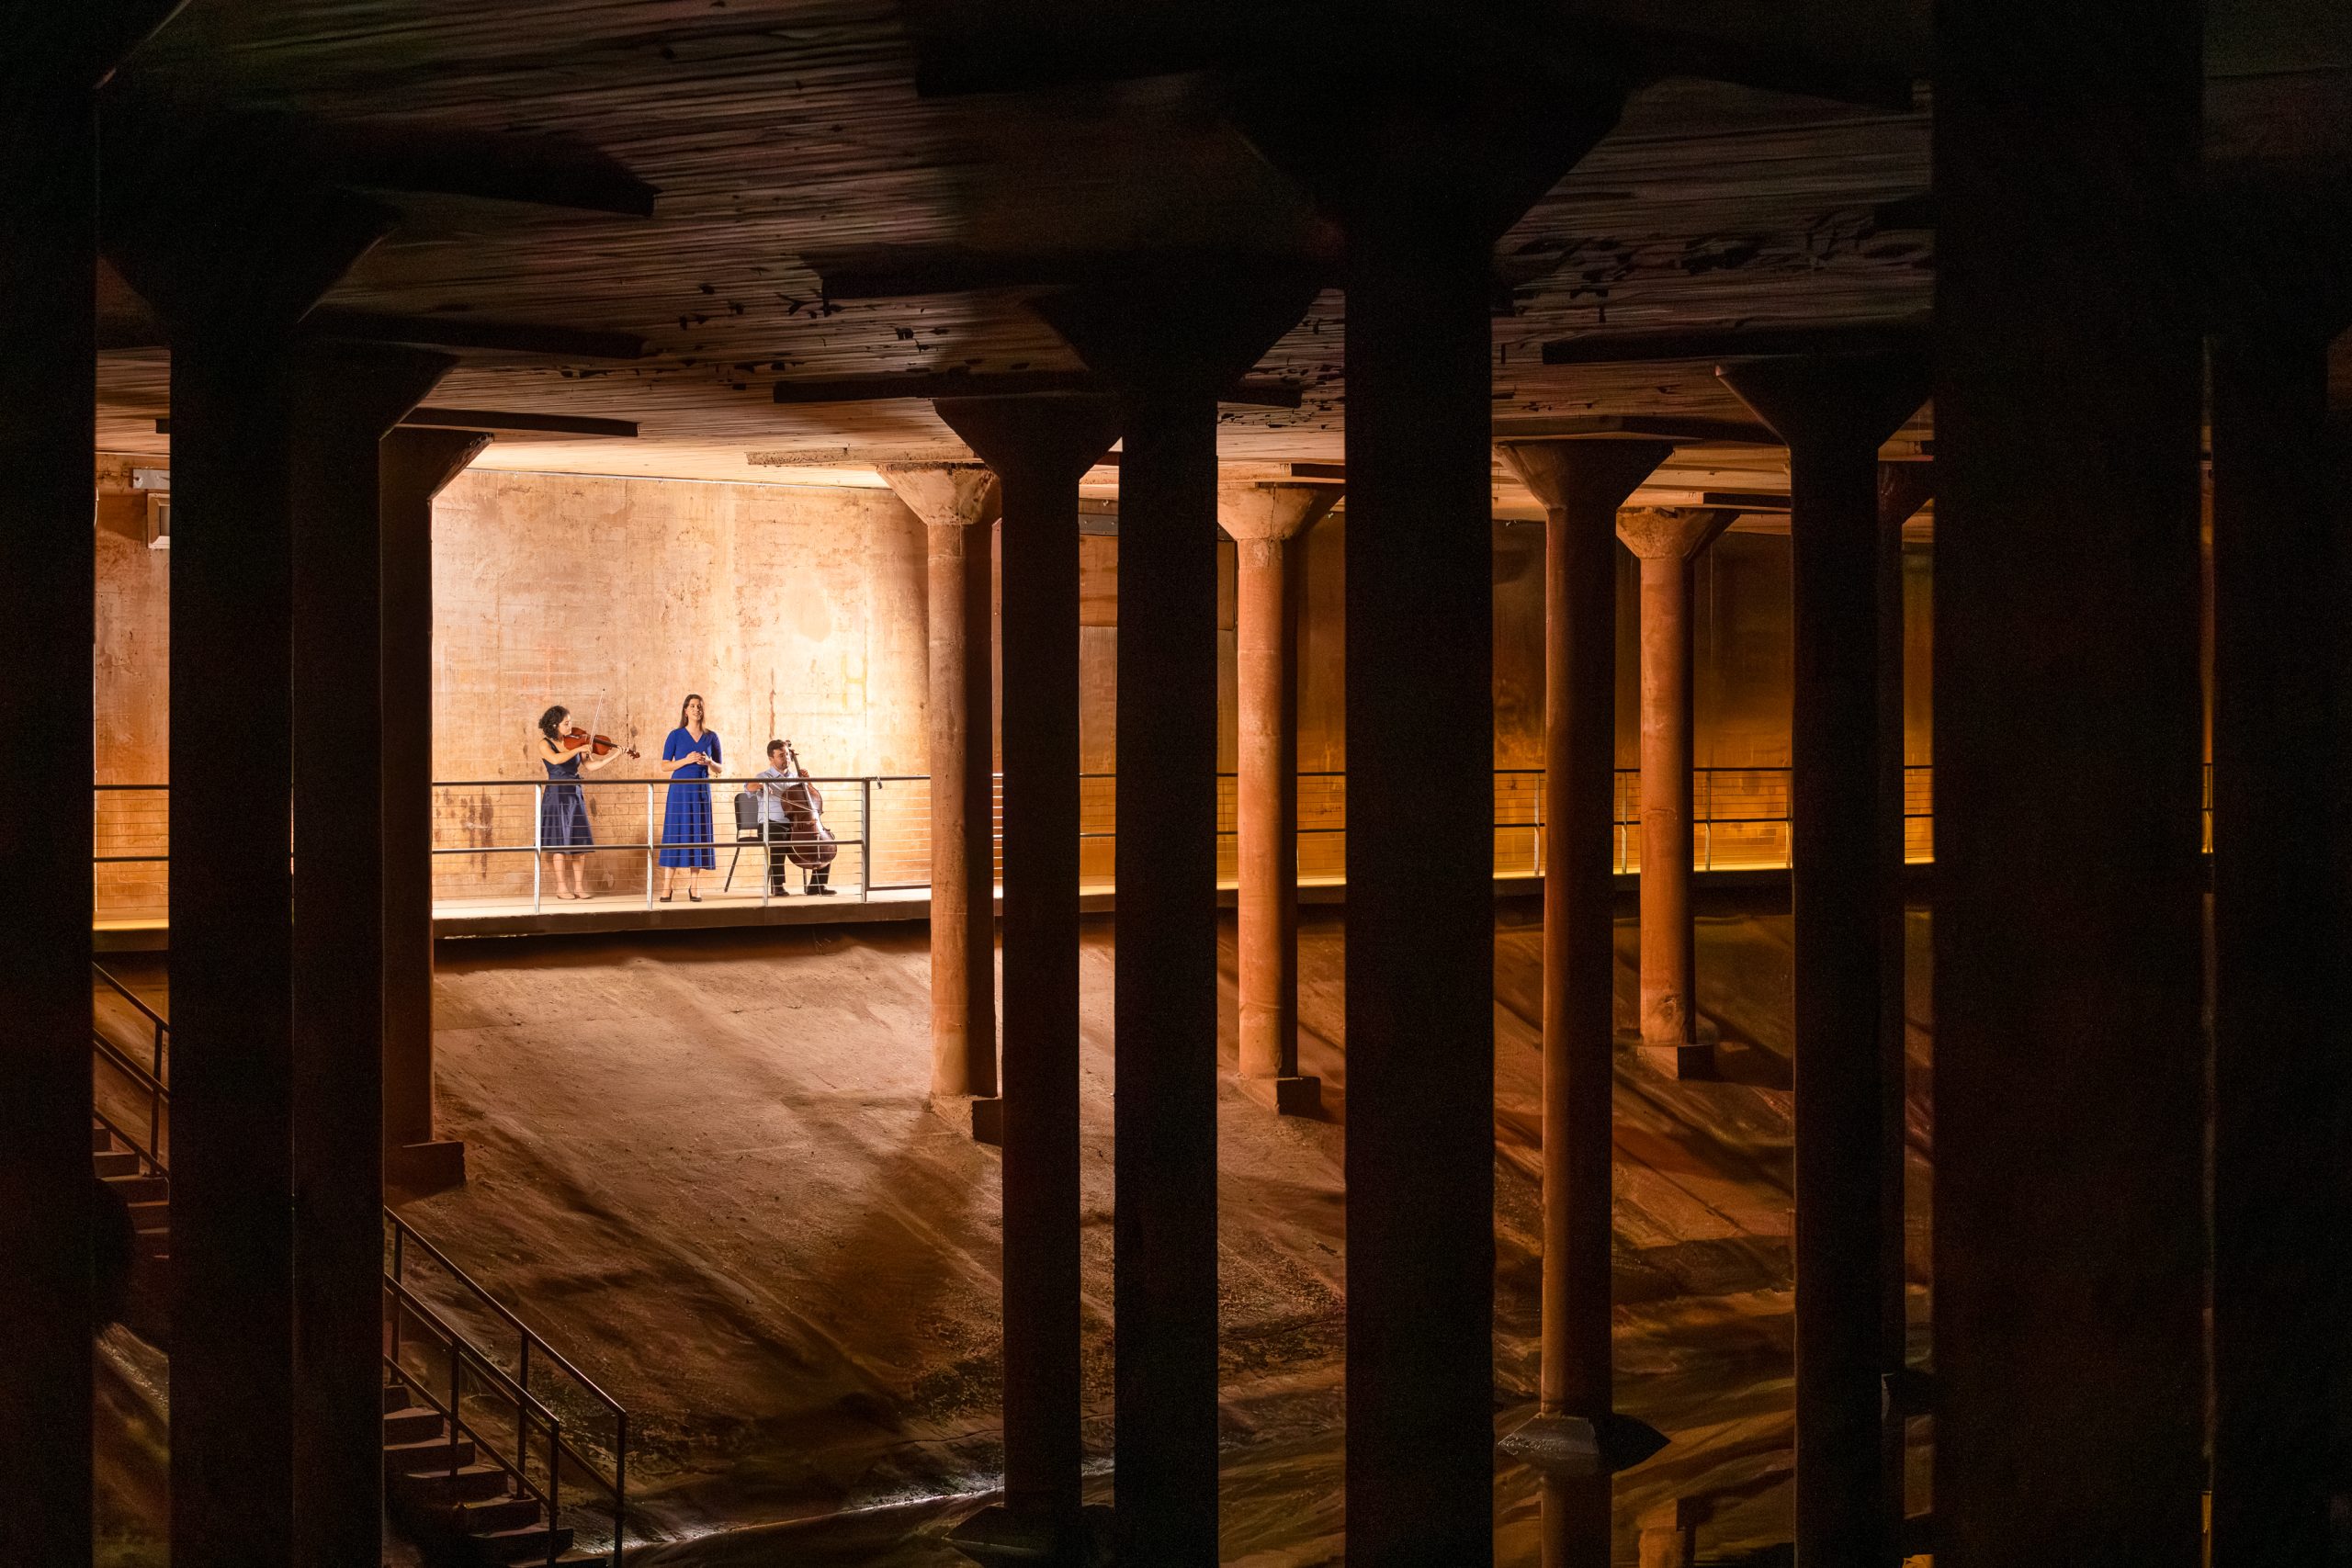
1878;459;1935;532
935;395;1121;494
1714;351;1929;455
1032;266;1321;401
1615;506;1736;562
878;462;1003;529
1217;481;1339;543
1496;436;1674;519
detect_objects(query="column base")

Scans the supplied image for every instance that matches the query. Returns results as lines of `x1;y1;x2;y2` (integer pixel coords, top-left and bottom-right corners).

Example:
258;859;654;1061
1238;1073;1321;1117
1621;1029;1721;1081
385;1138;467;1198
945;1502;1113;1565
1636;1497;1708;1567
935;1094;1007;1146
1498;1410;1670;1477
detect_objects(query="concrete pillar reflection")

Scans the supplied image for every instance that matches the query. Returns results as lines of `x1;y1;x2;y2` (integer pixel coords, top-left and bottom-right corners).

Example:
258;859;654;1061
1217;482;1340;1114
879;464;1004;1120
1612;507;1735;1078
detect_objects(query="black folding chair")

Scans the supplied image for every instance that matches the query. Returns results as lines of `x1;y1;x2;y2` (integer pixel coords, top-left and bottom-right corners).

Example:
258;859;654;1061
721;790;766;891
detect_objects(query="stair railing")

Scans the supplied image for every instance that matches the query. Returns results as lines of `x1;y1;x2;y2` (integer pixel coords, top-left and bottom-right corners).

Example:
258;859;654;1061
387;1210;631;1566
91;962;169;1176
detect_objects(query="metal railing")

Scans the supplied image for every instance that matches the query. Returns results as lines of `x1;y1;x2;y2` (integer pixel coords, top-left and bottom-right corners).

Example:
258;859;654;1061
386;1211;631;1567
426;775;888;913
92;764;1963;924
91;963;169;1175
85;968;628;1564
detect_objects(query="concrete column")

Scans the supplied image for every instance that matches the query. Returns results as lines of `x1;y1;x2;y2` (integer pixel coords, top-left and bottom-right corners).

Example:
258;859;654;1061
381;428;489;1195
1235;67;1630;1564
0;47;100;1568
933;394;1121;1564
1495;438;1674;1568
107;162;394;1563
1035;272;1318;1567
1612;507;1735;1078
1218;482;1340;1114
1718;354;1928;1568
1934;1;2205;1559
287;343;455;1568
879;464;1004;1122
2208;281;2350;1562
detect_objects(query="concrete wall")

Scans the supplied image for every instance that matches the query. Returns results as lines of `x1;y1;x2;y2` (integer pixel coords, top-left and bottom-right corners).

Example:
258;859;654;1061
89;462;1906;893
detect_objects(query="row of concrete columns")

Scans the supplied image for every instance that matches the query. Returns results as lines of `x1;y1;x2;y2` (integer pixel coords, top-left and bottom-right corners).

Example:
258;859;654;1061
2;36;484;1559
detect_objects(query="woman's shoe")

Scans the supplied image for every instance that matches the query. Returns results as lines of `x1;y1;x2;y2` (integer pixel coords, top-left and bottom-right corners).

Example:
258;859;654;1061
660;893;673;903
688;889;701;903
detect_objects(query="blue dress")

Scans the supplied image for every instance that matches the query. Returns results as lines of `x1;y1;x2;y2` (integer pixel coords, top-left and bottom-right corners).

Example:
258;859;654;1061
541;751;593;853
659;727;720;869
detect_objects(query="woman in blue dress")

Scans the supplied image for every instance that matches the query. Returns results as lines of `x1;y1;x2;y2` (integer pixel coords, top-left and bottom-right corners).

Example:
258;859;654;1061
659;693;722;901
537;705;626;900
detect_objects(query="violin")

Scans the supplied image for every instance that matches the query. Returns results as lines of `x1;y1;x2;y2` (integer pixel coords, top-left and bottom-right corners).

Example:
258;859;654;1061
560;726;638;760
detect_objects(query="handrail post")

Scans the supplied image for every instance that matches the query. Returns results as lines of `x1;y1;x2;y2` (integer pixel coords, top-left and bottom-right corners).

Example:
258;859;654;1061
546;1419;562;1567
448;1334;462;1482
644;783;654;908
861;775;873;901
612;1410;628;1568
533;783;544;914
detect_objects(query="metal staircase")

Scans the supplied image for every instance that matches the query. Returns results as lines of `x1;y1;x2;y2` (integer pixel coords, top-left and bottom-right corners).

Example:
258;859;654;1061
90;964;631;1566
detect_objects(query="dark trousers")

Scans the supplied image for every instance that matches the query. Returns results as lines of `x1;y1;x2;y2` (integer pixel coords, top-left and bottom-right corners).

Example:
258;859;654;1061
765;840;829;892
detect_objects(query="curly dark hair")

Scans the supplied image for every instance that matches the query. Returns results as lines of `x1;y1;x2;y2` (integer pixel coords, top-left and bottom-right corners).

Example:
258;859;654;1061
538;705;570;744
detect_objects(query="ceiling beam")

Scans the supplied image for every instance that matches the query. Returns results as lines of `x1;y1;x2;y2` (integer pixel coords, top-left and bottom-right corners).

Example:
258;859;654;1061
773;369;1305;408
813;246;1337;301
1540;315;1931;366
102;97;660;219
156;408;638;440
1489;412;1781;445
303;310;648;359
97;309;647;359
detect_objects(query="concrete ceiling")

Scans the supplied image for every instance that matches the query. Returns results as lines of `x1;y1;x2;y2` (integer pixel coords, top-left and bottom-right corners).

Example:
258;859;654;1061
91;3;2352;515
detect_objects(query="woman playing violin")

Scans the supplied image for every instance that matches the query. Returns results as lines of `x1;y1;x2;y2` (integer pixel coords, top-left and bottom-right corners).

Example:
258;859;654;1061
658;693;722;902
537;705;627;901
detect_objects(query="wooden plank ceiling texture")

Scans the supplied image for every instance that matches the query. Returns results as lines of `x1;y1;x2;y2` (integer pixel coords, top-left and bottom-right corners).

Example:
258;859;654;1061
91;2;2352;503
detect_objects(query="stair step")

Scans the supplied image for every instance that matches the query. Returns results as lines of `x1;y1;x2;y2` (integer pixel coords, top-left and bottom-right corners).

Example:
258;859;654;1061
468;1523;573;1563
384;1382;413;1414
103;1174;168;1206
384;1436;477;1478
449;1495;542;1536
126;1201;169;1235
384;1408;447;1444
390;1461;510;1507
93;1149;142;1178
93;1127;116;1153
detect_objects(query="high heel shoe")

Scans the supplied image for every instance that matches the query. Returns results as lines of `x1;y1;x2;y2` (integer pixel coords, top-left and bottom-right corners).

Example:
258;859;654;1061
688;889;701;903
660;893;673;903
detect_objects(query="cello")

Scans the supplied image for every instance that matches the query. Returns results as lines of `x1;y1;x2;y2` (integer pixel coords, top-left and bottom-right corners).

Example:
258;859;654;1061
778;739;839;872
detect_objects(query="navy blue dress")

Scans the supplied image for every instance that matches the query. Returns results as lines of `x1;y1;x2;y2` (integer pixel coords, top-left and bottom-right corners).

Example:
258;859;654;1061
541;751;593;853
659;727;720;869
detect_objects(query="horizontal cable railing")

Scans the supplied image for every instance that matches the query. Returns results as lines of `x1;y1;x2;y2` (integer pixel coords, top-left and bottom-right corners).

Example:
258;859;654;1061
91;764;1996;923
